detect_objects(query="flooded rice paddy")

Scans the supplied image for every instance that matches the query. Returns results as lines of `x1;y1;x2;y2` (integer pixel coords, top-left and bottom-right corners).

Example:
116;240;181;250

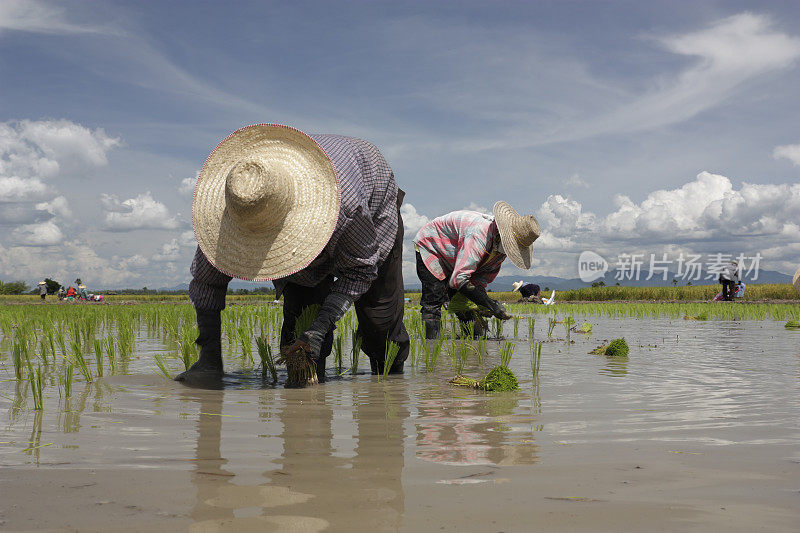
1;303;799;531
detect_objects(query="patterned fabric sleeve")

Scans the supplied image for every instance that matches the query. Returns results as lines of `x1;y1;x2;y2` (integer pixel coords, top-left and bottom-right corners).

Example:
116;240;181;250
449;229;493;290
331;205;380;298
188;246;231;311
469;253;504;288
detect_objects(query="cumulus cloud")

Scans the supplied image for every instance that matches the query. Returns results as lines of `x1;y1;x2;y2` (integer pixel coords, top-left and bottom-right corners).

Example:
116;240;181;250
0;176;49;202
10;220;63;246
151;238;182;263
35;195;72;218
400;203;430;235
0;120;120;180
178;172;199;196
773;143;800;166
102;191;180;231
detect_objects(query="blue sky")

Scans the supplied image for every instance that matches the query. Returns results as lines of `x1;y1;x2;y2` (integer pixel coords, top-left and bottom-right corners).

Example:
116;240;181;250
1;0;799;289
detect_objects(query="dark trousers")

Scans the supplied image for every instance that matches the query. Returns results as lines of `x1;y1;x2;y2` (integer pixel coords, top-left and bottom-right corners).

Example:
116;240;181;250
280;192;409;377
721;280;735;301
416;251;455;321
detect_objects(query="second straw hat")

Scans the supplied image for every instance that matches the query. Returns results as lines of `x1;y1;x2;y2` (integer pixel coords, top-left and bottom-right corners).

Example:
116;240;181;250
192;124;340;281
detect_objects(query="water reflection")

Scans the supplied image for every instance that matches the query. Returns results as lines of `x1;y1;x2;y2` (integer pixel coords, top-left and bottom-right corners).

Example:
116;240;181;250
599;356;629;377
181;382;409;530
415;389;539;466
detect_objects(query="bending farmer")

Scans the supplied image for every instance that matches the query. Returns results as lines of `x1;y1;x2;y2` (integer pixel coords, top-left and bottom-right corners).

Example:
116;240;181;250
179;124;409;386
413;205;540;339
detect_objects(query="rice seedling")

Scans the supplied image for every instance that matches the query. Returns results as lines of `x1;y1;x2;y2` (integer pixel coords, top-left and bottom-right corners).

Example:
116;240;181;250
527;316;535;340
563;316;575;342
491;317;503;339
27;364;44;410
93;339;103;378
530;340;543;378
425;336;443;372
59;364;74;399
105;336;117;373
476;335;487;365
70;337;92;382
382;341;400;380
255;336;277;382
513;316;521;338
499;341;515;369
11;340;24;381
235;324;253;363
590;338;629;357
785;320;800;329
350;331;362;374
454;337;472;375
153;354;172;380
547;317;557;339
178;326;198;370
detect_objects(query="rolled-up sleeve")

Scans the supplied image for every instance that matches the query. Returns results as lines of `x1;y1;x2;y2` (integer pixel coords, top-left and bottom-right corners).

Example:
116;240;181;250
188;246;232;311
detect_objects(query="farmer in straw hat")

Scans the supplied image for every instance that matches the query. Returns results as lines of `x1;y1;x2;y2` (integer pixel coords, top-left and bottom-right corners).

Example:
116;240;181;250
413;206;540;339
176;124;409;386
512;280;541;303
38;280;47;301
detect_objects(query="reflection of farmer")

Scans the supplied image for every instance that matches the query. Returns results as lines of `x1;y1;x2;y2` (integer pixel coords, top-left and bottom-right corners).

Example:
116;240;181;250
413;206;539;339
718;260;740;301
512;281;541;303
38;281;46;301
179;124;409;385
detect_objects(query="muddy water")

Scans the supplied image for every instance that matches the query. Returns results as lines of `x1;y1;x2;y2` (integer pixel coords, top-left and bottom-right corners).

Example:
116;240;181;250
1;317;799;531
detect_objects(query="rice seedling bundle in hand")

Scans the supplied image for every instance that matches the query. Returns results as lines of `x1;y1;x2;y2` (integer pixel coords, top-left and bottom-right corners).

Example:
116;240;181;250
276;304;320;387
589;338;629;357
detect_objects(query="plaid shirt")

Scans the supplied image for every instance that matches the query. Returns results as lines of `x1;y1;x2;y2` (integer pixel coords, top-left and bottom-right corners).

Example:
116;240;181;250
190;134;399;310
414;210;505;290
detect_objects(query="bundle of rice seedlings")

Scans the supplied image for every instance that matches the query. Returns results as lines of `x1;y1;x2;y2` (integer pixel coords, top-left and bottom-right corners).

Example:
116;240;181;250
573;322;593;333
589;337;629;357
256;336;277;382
276;304;320;387
450;366;519;392
785;320;800;329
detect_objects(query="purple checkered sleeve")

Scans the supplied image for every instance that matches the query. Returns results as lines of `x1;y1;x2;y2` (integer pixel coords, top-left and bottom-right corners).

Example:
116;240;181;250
188;133;398;310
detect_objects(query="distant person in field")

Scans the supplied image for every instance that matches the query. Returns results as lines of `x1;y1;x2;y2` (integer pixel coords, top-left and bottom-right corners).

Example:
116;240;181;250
512;281;541;303
413;205;540;339
718;259;740;301
38;281;47;300
180;124;409;387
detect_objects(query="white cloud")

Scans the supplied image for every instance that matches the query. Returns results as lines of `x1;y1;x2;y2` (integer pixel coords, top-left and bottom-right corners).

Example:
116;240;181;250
179;230;197;248
565;173;589;188
773;143;800;166
18;120;120;167
400;203;430;236
0;0;108;35
464;202;491;215
151;238;182;263
178;172;199;196
102;191;180;231
0;176;48;202
10;220;63;246
35;195;71;218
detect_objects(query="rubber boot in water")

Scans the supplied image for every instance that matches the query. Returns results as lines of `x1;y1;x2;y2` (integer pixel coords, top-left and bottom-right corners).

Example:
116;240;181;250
174;308;223;385
424;318;441;340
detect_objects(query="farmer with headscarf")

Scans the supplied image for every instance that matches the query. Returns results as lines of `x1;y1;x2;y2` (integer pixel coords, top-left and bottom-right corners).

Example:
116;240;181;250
413;206;540;339
177;124;409;386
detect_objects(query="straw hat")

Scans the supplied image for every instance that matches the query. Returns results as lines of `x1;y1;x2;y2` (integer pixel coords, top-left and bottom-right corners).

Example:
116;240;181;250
38;280;46;285
193;124;340;281
793;264;800;294
512;280;524;292
493;201;540;269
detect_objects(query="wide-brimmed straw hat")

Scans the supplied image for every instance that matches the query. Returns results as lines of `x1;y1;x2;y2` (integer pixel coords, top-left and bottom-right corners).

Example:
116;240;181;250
512;280;524;292
38;280;46;285
793;265;800;294
493;201;540;269
193;124;340;281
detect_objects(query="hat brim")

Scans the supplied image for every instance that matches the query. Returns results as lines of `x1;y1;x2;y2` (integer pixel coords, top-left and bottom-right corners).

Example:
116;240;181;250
493;201;538;269
193;124;340;281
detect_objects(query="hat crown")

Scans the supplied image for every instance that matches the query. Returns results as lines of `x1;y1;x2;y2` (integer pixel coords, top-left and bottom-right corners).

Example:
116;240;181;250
224;159;293;232
511;215;540;247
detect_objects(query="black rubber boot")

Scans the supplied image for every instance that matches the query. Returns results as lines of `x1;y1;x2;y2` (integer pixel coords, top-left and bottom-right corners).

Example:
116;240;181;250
175;309;223;385
424;318;441;340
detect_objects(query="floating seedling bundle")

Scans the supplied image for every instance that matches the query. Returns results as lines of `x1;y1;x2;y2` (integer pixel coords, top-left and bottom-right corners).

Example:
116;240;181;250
590;338;629;357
